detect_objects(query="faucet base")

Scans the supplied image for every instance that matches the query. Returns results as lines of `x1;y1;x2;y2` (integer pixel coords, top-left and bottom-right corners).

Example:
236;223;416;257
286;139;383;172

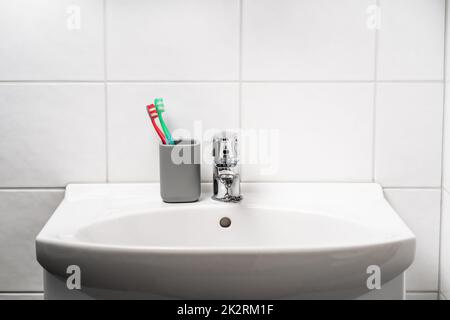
212;195;243;203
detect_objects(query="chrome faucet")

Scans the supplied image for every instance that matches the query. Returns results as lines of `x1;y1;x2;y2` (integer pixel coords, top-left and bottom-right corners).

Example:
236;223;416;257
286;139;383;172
212;132;242;202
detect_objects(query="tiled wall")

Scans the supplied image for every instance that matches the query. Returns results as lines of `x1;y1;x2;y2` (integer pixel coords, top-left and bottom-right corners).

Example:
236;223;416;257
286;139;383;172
439;1;450;301
0;0;446;300
441;131;450;300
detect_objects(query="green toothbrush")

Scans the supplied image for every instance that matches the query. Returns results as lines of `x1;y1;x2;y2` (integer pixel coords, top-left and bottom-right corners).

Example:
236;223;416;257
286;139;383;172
154;98;174;145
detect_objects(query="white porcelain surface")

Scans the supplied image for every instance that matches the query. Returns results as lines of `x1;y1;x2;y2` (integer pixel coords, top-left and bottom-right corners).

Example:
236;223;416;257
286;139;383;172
241;83;373;181
377;0;445;80
384;189;441;291
106;0;239;80
242;0;375;80
107;83;239;182
375;83;443;187
0;84;106;187
0;190;64;291
440;190;450;300
0;0;103;80
37;183;415;299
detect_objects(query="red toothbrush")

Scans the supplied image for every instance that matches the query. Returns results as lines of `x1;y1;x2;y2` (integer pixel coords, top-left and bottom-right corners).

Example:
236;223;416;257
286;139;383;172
146;104;166;144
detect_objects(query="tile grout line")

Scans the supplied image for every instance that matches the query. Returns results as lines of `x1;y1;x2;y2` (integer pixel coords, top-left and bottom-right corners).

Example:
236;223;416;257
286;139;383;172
371;0;380;183
0;80;104;83
238;0;243;129
0;80;445;84
0;188;65;191
103;0;109;183
0;185;441;191
438;0;448;299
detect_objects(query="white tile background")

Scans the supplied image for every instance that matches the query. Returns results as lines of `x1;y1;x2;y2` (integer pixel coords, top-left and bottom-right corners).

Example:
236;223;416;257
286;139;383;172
241;83;374;181
384;189;441;291
375;83;444;187
242;0;376;80
0;0;447;300
0;0;104;80
106;0;240;80
439;1;450;299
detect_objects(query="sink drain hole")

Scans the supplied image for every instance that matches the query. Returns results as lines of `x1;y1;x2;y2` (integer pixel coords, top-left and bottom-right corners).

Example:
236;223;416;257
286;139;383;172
220;217;231;228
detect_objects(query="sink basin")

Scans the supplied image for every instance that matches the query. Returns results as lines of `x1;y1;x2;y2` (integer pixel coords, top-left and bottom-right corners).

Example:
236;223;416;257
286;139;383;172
36;183;415;299
76;207;391;249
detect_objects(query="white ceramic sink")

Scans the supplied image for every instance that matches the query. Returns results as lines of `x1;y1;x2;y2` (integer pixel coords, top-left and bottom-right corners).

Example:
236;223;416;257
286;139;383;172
36;183;415;299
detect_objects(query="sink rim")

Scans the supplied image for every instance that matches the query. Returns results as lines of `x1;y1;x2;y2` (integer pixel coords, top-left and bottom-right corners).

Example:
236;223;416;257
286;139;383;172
37;183;415;254
37;234;415;255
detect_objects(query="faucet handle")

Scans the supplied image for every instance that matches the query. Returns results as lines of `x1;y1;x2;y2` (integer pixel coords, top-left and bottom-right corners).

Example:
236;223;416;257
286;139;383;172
212;131;239;166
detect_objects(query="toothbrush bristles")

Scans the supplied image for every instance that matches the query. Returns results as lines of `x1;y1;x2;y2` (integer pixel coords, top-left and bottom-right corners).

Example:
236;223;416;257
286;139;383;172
147;104;159;119
154;98;165;112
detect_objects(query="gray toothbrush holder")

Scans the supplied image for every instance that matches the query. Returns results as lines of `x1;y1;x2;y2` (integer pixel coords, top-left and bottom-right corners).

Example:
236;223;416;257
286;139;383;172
159;139;201;203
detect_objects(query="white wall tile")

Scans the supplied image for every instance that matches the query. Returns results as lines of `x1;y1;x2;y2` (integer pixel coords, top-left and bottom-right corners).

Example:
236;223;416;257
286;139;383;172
242;0;376;80
406;292;438;300
0;0;104;80
0;84;106;187
107;83;239;182
447;1;450;79
106;0;239;80
375;83;443;187
444;83;450;191
384;189;441;291
377;0;445;80
241;83;373;181
440;190;450;300
441;2;450;302
0;190;64;291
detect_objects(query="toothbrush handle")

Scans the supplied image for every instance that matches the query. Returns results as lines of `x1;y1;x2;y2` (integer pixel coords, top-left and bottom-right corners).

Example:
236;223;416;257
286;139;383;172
151;118;166;144
159;117;174;145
